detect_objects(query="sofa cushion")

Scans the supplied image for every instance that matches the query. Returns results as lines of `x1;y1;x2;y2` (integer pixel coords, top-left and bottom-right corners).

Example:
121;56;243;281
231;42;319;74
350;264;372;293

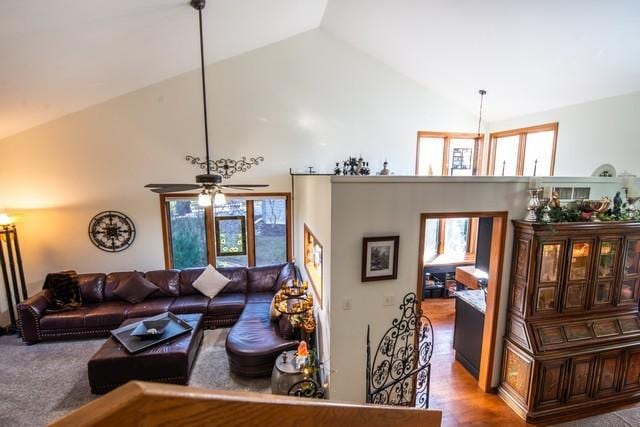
114;273;159;304
247;292;274;304
247;265;284;293
145;270;180;297
104;272;136;301
169;295;210;315
179;268;206;296
39;306;93;330
125;297;175;318
207;294;246;317
217;267;248;294
192;265;230;298
77;273;106;303
84;302;132;328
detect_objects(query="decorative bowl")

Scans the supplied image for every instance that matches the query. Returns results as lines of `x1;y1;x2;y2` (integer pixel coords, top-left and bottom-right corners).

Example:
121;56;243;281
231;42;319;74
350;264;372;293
578;199;610;213
131;318;171;339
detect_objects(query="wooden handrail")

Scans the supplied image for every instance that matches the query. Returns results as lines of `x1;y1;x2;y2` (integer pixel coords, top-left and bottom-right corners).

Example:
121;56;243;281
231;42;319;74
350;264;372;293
50;382;442;427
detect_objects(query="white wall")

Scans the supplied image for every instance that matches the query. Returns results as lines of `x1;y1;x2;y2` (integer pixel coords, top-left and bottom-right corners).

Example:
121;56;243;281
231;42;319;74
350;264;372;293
292;175;332;388
488;91;640;177
0;29;478;323
327;176;625;403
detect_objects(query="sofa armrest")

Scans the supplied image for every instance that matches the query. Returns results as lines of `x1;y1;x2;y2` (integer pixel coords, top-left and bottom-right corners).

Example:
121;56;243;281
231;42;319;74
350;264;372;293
17;289;53;343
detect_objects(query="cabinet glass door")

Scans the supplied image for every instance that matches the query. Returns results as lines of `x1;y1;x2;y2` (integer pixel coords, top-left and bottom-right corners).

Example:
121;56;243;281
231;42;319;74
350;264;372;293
620;238;640;305
569;242;591;281
564;241;592;310
624;239;640;275
594;240;619;306
540;243;563;284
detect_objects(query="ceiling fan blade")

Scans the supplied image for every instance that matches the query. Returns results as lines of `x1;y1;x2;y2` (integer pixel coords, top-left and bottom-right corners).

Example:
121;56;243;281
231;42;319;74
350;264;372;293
221;186;255;191
147;184;201;193
145;184;200;190
221;184;270;188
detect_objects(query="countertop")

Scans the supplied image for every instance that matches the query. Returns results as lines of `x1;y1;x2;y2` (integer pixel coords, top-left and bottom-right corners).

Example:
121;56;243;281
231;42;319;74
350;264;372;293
455;289;486;314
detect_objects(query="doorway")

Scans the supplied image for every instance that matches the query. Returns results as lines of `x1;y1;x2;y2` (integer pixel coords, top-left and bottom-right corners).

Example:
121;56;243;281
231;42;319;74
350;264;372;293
417;211;508;393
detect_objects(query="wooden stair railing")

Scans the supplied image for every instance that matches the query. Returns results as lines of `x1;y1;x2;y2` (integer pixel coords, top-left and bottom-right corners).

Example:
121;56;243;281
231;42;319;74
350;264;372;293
50;381;442;427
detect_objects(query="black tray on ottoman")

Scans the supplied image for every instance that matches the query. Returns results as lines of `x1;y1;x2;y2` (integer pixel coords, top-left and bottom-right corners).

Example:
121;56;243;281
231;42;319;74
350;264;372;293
88;313;203;394
111;312;193;353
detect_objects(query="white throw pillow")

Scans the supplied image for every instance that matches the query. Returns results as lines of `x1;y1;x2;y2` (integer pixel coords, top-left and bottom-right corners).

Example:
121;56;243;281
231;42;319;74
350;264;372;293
192;265;230;299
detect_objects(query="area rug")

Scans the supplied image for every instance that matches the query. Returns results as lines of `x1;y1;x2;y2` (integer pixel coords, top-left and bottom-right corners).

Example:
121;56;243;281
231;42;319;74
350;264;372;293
553;407;640;426
0;329;270;427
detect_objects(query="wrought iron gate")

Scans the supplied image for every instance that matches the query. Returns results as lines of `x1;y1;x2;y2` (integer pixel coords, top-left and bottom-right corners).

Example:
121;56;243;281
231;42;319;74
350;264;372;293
366;292;434;408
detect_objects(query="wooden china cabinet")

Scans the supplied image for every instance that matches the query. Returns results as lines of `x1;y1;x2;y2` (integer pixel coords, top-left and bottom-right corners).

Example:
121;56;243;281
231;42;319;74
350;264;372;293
499;220;640;423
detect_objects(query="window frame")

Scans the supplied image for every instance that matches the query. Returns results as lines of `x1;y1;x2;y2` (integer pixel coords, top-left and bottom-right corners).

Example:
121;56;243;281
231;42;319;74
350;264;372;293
159;192;292;269
487;122;558;176
415;131;484;176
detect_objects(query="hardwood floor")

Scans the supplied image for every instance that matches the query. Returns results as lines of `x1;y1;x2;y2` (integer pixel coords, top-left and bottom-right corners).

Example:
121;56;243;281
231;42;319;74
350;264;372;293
422;298;533;427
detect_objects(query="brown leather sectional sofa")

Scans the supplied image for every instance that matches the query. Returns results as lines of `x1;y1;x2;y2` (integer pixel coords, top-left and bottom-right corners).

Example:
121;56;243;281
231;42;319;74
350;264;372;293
17;263;300;377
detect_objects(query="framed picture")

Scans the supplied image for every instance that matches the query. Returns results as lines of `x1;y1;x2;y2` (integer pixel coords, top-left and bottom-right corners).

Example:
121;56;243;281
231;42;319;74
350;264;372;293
304;224;323;307
362;236;399;282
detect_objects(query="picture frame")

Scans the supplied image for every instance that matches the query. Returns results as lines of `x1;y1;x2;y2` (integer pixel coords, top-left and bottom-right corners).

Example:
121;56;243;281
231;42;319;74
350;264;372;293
361;236;399;282
303;224;323;307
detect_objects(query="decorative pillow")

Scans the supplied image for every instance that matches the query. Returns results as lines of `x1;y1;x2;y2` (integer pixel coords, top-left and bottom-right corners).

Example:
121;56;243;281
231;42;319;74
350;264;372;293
269;295;282;320
114;272;159;304
192;265;230;299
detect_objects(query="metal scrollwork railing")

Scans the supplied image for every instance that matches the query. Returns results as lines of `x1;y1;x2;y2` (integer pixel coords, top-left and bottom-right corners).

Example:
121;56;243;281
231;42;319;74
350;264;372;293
288;378;326;399
185;155;264;178
366;292;434;408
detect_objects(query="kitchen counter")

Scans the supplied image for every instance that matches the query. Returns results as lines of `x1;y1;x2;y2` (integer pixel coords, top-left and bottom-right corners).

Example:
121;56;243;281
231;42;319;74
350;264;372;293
454;289;486;313
453;290;486;379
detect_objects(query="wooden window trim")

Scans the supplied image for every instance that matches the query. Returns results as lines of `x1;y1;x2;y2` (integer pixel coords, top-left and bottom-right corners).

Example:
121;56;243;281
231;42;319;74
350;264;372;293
415;131;484;176
160;192;292;269
488;122;558;176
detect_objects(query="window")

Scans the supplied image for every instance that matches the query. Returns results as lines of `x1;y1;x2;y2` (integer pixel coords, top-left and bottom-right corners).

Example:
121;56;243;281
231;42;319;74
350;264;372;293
488;123;558;176
416;132;483;176
423;216;474;265
161;193;291;269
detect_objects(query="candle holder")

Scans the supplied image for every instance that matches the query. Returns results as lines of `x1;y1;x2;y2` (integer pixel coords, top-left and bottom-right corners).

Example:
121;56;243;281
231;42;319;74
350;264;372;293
540;198;551;222
524;188;541;222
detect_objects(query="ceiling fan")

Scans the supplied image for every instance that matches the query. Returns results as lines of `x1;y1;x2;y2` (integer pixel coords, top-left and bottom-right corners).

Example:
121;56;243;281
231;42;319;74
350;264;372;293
145;0;268;207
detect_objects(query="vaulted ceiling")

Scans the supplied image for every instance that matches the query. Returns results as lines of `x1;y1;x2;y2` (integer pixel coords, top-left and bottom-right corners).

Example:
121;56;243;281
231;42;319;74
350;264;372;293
1;0;639;140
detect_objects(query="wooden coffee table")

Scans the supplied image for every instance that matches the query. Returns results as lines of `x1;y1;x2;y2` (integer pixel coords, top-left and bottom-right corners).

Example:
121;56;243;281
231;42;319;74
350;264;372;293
88;313;203;394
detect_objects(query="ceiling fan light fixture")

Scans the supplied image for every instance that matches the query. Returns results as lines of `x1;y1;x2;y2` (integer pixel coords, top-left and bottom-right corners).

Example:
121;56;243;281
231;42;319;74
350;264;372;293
198;190;212;207
214;190;226;207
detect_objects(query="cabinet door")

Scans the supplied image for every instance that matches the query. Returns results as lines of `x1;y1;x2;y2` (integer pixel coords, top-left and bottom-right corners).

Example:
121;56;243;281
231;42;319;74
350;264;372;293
566;355;596;403
591;239;620;309
619;238;640;305
534;359;567;409
562;240;594;312
593;351;623;397
621;348;640;392
534;241;565;315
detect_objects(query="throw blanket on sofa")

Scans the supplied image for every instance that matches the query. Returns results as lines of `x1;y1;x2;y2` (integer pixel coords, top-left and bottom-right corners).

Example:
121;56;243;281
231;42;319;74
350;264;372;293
43;270;82;313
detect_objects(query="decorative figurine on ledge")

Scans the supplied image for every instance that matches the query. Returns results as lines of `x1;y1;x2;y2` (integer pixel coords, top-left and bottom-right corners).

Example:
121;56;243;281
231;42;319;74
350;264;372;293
613;191;623;216
336;156;371;175
378;161;392;176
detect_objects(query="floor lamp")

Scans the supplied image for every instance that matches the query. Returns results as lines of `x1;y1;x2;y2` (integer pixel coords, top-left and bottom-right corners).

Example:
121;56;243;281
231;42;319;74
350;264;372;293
0;215;27;335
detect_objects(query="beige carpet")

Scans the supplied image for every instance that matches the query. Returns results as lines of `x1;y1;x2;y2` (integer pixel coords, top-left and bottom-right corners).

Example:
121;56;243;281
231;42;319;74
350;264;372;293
553;407;640;426
0;329;270;427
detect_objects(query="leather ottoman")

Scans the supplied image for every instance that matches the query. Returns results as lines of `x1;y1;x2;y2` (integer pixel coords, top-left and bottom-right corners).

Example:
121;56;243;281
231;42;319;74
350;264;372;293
88;313;203;394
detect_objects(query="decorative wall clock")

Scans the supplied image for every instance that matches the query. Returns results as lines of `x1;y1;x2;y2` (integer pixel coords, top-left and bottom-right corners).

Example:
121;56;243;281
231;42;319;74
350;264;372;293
88;211;136;252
